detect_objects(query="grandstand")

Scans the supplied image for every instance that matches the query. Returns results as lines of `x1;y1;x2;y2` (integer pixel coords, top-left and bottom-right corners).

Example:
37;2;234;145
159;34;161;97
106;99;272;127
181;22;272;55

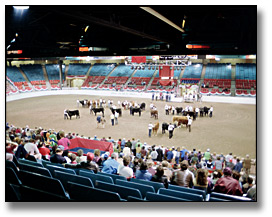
45;64;65;89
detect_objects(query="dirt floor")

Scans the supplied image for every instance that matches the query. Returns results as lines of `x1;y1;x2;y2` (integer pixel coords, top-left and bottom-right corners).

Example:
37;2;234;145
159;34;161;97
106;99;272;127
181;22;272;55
6;94;256;159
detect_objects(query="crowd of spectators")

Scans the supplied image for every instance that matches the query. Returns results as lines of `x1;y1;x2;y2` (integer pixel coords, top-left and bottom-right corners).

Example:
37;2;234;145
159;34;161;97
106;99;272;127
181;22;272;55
6;122;256;201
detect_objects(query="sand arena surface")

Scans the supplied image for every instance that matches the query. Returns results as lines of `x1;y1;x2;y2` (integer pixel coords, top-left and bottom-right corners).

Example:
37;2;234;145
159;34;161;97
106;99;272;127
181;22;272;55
6;94;256;159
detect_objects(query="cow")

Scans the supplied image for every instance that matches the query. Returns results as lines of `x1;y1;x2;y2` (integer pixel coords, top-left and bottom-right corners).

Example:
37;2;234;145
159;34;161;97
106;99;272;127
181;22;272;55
66;110;80;120
110;108;122;117
175;107;183;115
79;99;88;108
152;122;159;136
150;110;158;119
199;107;210;117
131;107;141;116
140;103;146;111
172;116;188;127
183;111;196;120
91;107;104;117
162;122;169;134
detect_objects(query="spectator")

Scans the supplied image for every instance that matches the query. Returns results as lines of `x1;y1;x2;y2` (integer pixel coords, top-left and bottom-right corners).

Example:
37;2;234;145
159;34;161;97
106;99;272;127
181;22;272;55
173;160;194;188
193;169;209;191
24;138;42;160
175;147;181;164
136;144;141;159
180;146;189;162
243;154;252;175
110;113;115;126
57;131;71;152
233;158;243;173
213;167;243;196
204;148;211;164
225;153;233;167
147;160;156;176
211;170;222;186
76;149;87;163
190;153;199;165
81;152;99;173
15;139;29;160
207;159;213;169
50;148;67;164
69;153;77;164
232;171;242;189
162;161;173;182
214;156;223;171
120;138;126;152
93;149;102;166
166;148;174;163
101;152;120;174
151;165;169;188
140;146;147;159
38;142;51;160
118;156;133;179
123;144;131;157
6;140;18;161
242;176;254;194
150;148;158;162
135;161;152;181
131;138;137;156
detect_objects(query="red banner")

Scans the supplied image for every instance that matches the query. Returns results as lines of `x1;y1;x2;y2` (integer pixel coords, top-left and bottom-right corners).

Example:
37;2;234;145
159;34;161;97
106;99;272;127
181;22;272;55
159;79;173;86
131;56;146;63
69;138;114;155
159;66;174;77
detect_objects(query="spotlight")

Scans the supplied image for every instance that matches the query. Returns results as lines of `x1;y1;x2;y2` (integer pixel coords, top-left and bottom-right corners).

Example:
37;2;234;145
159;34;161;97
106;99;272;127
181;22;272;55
13;6;29;10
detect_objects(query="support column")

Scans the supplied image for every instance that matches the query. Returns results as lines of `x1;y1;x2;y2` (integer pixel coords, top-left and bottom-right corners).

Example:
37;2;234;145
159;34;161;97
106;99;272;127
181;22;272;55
59;60;63;90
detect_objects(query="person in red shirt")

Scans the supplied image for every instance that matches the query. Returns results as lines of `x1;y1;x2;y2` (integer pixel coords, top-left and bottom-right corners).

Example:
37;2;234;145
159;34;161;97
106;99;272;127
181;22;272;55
6;140;18;161
38;142;51;160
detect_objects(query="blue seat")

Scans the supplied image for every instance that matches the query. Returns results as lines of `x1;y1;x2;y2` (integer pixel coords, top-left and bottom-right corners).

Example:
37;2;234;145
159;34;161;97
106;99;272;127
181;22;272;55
127;196;146;201
55;170;94;191
145;192;189;201
42;159;64;168
6;167;22;185
46;164;76;177
20;185;69;201
168;184;206;200
159;188;203;201
6;183;21;201
130;178;165;193
18;163;52;177
97;171;127;184
67;181;123;201
6;160;19;176
210;192;252;201
18;170;68;199
19;159;43;168
116;179;155;198
209;197;230;202
79;170;114;184
95;180;142;200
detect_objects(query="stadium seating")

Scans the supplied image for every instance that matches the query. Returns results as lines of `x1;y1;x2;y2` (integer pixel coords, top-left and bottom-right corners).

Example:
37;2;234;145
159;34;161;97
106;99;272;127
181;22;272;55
110;63;134;77
205;63;232;79
168;184;206;200
236;63;256;80
6;167;22;185
79;170;114;184
6;66;26;82
158;188;204;201
97;171;127;184
18;162;52;177
41;159;64;168
45;64;65;81
145;192;189;201
6;183;21;201
67;63;91;76
182;63;203;82
18;159;43;167
130;178;165;193
88;63;116;76
45;164;76;178
20;64;45;82
6;160;19;176
210;192;252;201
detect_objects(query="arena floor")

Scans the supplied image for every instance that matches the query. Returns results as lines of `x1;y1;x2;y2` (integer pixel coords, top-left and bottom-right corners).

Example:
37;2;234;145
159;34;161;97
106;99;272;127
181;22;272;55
6;94;256;159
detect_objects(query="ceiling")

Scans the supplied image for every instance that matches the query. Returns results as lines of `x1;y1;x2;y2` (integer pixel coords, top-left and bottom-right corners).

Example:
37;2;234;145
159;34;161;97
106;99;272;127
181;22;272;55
5;5;257;58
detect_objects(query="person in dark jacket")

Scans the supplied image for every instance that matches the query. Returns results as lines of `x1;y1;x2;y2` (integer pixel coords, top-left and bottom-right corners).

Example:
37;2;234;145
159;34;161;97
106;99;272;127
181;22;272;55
156;146;163;162
50;148;67;164
151;165;168;188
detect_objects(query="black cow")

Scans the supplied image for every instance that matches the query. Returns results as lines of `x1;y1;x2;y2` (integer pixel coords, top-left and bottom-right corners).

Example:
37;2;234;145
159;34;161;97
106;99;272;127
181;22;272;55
131;107;141;116
92;107;104;117
162;122;169;134
79;99;88;108
183;111;196;120
175;107;183;115
110;108;122;117
200;107;210;117
140;103;146;110
66;110;80;119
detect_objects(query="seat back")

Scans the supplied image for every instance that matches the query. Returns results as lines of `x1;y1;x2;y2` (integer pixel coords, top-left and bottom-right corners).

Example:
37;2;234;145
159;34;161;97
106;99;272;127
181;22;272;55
18;163;52;177
168;184;206;199
6;160;19;175
97;172;127;184
145;192;189;201
42;160;64;168
127;196;146;201
210;192;252;201
67;181;122;201
95;181;142;199
6;183;21;201
46;164;76;177
79;170;114;184
55;170;94;191
19;170;68;198
130;178;165;192
116;179;155;198
19;159;43;168
6;167;22;185
159;188;203;201
209;197;230;202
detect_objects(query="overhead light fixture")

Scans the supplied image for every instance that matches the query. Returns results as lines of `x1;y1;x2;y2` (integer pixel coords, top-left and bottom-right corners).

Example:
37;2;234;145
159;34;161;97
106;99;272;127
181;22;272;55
13;6;29;10
85;26;89;32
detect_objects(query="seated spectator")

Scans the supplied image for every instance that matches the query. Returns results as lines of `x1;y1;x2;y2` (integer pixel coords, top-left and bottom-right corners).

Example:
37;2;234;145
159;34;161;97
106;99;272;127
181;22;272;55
193;168;211;192
69;153;77;164
147;160;156;176
15;139;29;160
76;149;87;163
190;153;199;165
57;130;71;151
214;156;223;171
232;170;242;189
211;170;222;186
173;160;194;188
132;157;140;173
242;176;254;194
6;140;18;161
118;156;133;179
93;149;102;166
24;138;42;160
50;148;67;164
123;144;131;157
101;152;120;174
246;180;256;201
38;142;51;160
206;158;213;169
233;158;243;173
213;167;243;196
151;165;169;188
81;152;99;173
162;160;173;182
135;161;152;181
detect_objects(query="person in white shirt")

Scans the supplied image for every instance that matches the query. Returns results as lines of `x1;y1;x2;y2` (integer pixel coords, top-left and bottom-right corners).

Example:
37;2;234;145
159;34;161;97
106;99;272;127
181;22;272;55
189;105;193;112
114;111;119;125
148;122;154;137
118;100;121;107
150;103;154;110
118;156;133;179
195;107;199;118
150;148;158;161
64;109;69;120
188;117;192;132
171;106;175;115
165;104;169;115
110;114;115;126
108;99;111;108
76;99;80;108
24;139;42;160
168;123;175;139
209;106;214;117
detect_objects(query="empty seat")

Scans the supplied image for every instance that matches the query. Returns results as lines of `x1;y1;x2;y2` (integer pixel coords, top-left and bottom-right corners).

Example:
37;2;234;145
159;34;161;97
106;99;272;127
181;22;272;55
97;172;127;184
158;188;203;201
79;170;114;184
41;159;64;168
145;192;189;201
116;179;155;198
168;184;206;200
67;181;123;201
130;178;165;193
55;170;94;191
19;170;68;199
95;180;142;200
209;197;230;202
127;196;146;201
6;160;19;176
46;164;76;177
18;163;52;177
6;183;21;201
210;192;252;201
19;159;43;168
6;167;22;185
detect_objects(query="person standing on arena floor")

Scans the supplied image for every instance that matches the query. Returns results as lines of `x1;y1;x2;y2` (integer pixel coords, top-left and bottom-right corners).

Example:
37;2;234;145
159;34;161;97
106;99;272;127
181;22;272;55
209;105;213;117
96;115;101;128
165;104;169;115
110;113;115;126
148;122;153;137
168;123;175;139
195;107;199;118
188;117;192;132
114;111;119;125
152;93;155;101
64;109;69;120
77;99;80;108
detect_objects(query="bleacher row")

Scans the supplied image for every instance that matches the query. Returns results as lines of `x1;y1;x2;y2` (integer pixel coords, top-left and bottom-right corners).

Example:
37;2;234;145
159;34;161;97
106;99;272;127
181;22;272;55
6;159;252;202
6;63;256;96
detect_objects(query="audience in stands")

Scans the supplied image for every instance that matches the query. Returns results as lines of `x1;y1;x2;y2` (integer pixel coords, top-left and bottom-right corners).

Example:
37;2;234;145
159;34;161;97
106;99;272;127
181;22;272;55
173;160;194;188
135;161;152;181
50;148;67;164
101;152;120;174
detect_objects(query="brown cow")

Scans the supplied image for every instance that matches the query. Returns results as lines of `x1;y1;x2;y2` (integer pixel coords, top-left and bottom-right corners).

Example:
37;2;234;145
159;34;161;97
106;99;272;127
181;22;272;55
151;110;158;119
152;122;159;136
172;116;188;127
